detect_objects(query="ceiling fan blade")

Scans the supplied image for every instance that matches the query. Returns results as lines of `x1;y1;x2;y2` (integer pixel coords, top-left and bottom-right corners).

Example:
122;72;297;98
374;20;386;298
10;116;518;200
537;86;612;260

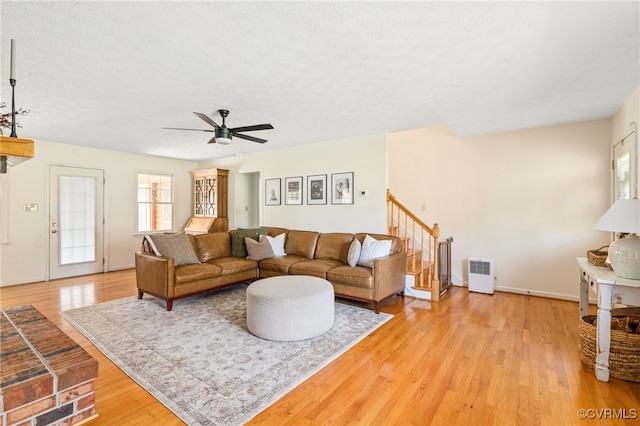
233;132;268;144
207;136;217;144
193;112;220;129
230;124;274;133
162;127;214;132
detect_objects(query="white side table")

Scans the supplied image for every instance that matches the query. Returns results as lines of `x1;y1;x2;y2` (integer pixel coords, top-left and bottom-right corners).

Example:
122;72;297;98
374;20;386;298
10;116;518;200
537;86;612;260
577;257;640;382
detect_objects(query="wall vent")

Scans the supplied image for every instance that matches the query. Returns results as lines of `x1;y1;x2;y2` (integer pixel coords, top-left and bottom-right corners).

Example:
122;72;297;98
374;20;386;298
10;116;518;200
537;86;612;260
468;258;494;294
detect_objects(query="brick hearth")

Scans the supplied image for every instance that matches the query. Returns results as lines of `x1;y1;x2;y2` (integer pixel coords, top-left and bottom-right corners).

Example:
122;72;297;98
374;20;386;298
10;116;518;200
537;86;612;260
1;305;98;425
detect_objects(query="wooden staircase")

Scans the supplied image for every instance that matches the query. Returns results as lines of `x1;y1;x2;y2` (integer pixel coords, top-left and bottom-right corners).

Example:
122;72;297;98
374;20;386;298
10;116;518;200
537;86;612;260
387;190;442;301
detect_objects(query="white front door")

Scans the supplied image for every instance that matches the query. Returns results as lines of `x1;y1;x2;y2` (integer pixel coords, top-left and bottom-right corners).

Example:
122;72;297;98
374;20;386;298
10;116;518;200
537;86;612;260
49;165;105;280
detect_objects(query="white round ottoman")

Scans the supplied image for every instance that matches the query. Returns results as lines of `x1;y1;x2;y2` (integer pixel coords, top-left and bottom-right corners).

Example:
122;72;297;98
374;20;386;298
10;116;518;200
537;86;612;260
246;275;335;341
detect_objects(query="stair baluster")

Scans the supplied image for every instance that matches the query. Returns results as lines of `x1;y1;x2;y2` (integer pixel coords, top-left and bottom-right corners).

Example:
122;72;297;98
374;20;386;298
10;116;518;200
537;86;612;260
386;190;441;300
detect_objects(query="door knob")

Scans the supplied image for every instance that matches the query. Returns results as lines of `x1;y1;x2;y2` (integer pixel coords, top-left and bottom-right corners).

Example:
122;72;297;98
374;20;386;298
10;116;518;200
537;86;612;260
51;229;58;234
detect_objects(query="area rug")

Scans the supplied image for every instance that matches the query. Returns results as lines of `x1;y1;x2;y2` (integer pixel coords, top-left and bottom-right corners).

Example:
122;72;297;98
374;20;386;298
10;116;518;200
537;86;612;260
61;285;393;425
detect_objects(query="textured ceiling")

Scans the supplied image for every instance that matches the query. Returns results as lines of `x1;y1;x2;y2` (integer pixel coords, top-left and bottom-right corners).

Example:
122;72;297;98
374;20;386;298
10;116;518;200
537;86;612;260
1;1;639;162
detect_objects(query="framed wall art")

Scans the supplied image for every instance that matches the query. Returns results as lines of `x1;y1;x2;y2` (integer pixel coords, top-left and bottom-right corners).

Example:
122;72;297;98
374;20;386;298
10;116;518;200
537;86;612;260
307;174;327;205
265;178;281;205
331;172;354;205
285;176;303;205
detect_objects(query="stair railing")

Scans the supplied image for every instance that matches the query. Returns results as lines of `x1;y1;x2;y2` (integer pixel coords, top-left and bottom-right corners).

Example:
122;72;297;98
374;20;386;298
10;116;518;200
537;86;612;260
386;190;441;300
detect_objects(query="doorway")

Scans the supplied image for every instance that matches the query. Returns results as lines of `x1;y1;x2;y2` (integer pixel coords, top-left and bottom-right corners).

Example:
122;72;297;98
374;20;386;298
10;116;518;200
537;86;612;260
234;171;261;229
49;165;105;280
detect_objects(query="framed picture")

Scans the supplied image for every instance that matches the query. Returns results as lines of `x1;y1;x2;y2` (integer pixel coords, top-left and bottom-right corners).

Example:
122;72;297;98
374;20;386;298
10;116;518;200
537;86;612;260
265;178;281;205
331;172;354;205
307;174;327;205
285;176;303;205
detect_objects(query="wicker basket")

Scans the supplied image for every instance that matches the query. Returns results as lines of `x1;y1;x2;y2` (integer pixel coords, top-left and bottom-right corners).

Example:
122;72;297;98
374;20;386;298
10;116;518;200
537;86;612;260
587;246;608;267
579;314;640;382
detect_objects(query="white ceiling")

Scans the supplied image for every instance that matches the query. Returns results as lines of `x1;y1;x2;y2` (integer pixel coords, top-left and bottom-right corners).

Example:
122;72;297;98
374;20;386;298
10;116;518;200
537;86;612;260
1;1;638;162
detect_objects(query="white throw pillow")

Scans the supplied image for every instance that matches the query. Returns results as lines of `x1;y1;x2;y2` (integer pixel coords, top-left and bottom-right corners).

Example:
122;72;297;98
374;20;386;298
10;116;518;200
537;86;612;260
261;233;286;257
357;235;392;268
347;239;361;267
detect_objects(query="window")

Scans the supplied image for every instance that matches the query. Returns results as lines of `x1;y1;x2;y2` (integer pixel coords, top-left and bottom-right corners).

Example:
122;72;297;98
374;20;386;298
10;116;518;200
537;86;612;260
616;152;630;200
136;172;173;233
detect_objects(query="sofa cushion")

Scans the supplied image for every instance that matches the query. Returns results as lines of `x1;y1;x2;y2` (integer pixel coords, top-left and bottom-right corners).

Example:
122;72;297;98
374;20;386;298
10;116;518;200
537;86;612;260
326;265;373;289
145;232;200;266
245;237;275;261
267;227;289;238
289;259;345;279
314;233;354;263
262;233;286;257
230;227;269;258
205;257;258;276
259;255;308;275
284;230;320;259
239;227;269;237
347;239;361;267
193;232;232;262
174;263;222;284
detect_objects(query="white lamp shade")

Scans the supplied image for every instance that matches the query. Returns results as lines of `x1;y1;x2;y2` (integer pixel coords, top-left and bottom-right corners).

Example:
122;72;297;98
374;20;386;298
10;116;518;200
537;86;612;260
216;137;232;145
593;198;640;234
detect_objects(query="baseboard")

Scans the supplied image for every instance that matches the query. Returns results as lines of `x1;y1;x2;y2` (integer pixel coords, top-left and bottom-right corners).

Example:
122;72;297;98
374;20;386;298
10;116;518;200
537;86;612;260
494;285;597;304
450;282;597;304
493;285;580;302
404;275;594;304
451;272;464;286
108;264;135;272
0;275;45;287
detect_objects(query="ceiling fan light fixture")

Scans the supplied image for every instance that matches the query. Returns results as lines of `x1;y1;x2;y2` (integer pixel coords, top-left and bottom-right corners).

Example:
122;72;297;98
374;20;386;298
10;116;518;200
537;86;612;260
215;127;232;145
164;109;272;145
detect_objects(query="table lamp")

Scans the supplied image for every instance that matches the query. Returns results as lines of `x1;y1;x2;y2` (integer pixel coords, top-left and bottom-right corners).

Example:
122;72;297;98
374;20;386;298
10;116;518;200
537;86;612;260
593;198;640;279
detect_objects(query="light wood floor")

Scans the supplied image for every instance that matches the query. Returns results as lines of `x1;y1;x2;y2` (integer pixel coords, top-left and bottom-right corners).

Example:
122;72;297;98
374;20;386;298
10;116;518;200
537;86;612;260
1;270;638;425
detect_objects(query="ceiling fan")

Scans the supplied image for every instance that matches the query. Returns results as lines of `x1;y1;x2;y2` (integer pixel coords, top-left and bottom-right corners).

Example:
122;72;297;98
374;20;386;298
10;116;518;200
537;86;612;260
163;109;274;144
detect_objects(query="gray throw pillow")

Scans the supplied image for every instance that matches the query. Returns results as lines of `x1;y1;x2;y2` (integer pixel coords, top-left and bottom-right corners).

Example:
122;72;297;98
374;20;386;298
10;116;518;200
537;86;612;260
145;232;200;266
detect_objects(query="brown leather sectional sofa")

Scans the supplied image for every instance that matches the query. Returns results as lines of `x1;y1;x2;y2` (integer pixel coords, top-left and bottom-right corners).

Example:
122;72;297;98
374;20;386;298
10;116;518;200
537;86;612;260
135;227;407;313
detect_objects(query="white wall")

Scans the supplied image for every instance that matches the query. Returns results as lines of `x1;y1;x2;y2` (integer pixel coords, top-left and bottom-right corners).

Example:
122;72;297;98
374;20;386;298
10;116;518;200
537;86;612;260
203;133;388;234
388;120;613;300
0;140;197;286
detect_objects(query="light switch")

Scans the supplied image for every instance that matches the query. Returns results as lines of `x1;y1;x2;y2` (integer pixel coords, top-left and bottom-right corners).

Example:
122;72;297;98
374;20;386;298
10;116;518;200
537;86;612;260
24;203;38;212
